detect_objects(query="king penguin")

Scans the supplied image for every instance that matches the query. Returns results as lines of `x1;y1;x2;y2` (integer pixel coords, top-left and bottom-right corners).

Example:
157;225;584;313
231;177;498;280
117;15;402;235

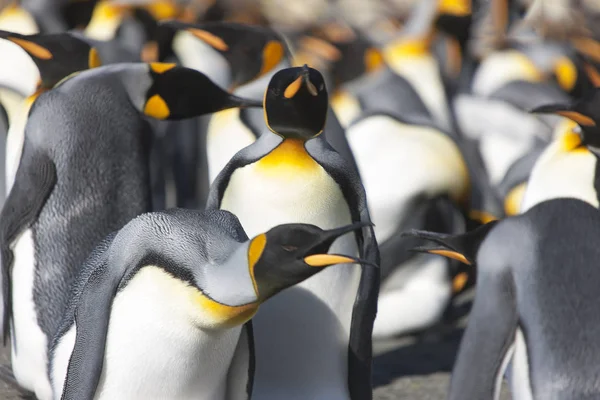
206;65;379;400
520;87;600;212
163;21;359;184
50;210;369;400
0;62;260;399
405;197;600;400
0;30;103;195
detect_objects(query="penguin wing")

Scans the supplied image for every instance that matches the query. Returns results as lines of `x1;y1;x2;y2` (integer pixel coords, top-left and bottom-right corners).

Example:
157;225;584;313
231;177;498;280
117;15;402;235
446;240;518;400
305;138;380;400
0;144;56;342
323;106;360;174
226;321;255;400
57;231;127;400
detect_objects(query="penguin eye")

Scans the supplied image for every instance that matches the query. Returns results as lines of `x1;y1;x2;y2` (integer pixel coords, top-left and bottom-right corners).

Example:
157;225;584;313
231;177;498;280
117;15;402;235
282;245;298;252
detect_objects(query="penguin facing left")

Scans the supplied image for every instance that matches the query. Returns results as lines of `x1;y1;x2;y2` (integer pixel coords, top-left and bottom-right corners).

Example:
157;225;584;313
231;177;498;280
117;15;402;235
0;30;103;194
0;62;260;399
206;65;379;400
405;198;600;400
50;210;369;400
521;87;600;212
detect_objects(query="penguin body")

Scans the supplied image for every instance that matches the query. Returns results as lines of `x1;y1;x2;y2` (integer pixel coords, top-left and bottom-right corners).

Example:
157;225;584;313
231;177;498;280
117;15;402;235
207;66;379;400
0;63;260;398
407;198;600;400
50;209;367;400
522;89;600;212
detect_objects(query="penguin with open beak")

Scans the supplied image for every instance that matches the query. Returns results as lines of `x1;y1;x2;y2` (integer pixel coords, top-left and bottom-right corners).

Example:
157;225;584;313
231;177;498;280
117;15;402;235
50;210;371;400
0;62;260;399
207;65;379;400
404;197;600;400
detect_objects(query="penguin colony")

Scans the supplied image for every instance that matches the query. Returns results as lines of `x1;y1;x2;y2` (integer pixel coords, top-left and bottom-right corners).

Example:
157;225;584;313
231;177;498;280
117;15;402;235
0;0;598;399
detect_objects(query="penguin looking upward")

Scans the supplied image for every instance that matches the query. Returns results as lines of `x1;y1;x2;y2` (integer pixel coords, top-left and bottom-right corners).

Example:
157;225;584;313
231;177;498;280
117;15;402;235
0;30;103;195
0;62;260;399
405;198;600;400
521;87;600;212
207;65;379;400
50;210;370;400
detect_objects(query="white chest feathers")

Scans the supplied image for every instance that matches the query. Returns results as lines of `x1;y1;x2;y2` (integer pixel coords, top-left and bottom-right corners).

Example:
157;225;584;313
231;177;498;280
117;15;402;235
347;115;469;242
207;109;257;184
522;132;598;212
51;266;244;400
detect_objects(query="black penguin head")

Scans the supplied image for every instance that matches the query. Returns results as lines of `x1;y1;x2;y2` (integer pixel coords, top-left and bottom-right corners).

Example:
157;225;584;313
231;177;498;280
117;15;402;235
161;20;288;89
142;62;262;120
129;8;176;62
0;30;102;89
248;222;373;302
264;65;328;140
531;87;600;151
59;0;99;30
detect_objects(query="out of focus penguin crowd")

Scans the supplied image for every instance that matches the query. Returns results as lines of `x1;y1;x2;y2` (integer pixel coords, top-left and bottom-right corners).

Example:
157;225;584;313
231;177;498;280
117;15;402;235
0;0;599;399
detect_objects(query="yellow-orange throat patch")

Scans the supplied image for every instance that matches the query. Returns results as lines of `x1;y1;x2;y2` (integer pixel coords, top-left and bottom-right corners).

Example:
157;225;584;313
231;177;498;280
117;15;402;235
193;292;258;328
256;138;319;173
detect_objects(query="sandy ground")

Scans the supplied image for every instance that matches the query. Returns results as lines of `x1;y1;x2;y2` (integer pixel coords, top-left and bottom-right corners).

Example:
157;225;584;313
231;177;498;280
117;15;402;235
0;290;511;400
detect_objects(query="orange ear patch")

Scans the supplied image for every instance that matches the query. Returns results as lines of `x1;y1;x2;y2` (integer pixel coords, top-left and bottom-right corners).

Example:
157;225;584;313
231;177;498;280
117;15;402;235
452;272;469;293
144;95;170;119
150;62;176;74
557;111;596;127
428;249;471;265
8;37;52;60
88;47;102;68
189;29;229;51
284;76;303;99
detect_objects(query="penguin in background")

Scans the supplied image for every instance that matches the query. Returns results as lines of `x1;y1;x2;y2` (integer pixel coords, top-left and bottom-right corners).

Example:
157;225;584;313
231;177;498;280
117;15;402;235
519;87;600;213
455;79;571;186
207;65;379;400
0;62;260;399
50;210;369;400
380;0;455;130
19;0;98;33
405;198;600;400
163;21;359;187
0;30;103;196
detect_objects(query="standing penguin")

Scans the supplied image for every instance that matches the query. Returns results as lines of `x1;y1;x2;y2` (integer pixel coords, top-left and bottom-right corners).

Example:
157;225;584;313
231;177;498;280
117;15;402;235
0;30;103;194
206;65;379;400
0;62;260;399
521;88;600;212
406;198;600;400
50;210;369;400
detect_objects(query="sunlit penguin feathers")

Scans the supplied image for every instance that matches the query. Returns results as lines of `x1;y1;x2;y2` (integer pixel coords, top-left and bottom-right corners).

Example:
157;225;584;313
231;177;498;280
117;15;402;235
264;65;328;140
161;20;288;88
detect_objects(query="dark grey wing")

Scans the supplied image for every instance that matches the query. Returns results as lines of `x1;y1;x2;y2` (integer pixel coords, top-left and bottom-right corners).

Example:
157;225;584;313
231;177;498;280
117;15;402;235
447;234;518;400
226;321;255;400
323;107;360;174
205;133;281;211
306;138;380;400
58;231;132;400
0;145;56;342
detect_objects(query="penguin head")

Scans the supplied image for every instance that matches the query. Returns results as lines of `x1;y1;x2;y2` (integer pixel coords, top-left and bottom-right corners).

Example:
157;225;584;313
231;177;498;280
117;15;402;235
141;62;263;120
248;222;372;302
0;30;102;90
531;88;600;152
264;65;328;140
162;21;288;89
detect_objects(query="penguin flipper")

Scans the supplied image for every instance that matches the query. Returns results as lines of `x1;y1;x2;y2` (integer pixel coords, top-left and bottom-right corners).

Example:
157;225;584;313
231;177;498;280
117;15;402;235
58;232;121;400
0;147;56;343
447;243;517;400
226;321;255;400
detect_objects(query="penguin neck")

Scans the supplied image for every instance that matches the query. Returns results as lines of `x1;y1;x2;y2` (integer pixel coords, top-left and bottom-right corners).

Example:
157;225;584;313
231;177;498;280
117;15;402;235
256;135;320;173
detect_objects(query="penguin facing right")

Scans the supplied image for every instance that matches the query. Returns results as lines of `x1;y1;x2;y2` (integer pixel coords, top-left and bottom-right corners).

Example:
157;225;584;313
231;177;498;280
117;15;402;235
0;62;260;399
50;210;368;400
405;197;600;400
